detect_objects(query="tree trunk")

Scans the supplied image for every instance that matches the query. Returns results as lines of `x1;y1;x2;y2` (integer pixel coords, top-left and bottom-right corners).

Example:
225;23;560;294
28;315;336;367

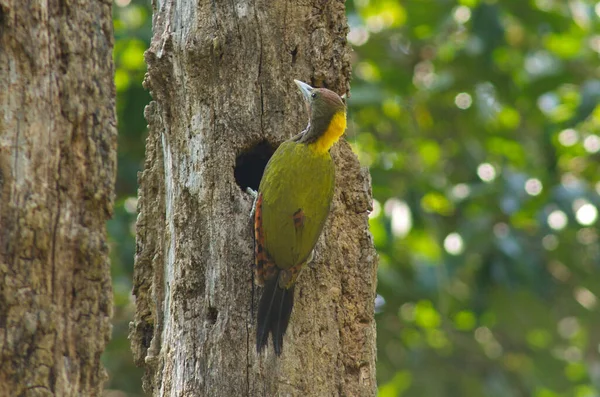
0;1;116;396
130;0;377;396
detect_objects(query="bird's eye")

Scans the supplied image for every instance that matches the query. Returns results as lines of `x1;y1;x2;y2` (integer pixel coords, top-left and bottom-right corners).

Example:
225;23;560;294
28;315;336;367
311;92;317;99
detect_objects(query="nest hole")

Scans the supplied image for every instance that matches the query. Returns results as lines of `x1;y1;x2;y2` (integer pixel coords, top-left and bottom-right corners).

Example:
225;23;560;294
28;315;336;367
234;140;276;191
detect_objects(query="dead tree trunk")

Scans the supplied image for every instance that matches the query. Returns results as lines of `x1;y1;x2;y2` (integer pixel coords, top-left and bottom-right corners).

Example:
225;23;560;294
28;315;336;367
0;0;116;396
130;1;377;395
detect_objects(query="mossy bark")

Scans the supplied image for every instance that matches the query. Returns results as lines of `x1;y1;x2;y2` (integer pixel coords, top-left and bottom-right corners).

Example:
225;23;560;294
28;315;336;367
130;0;377;395
0;0;116;395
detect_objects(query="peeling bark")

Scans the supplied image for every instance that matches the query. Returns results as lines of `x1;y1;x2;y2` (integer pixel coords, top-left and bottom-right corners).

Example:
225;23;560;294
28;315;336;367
0;0;116;396
130;0;377;395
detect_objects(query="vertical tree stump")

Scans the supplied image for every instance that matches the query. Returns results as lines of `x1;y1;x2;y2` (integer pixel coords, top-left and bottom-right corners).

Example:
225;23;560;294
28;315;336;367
130;1;377;395
0;0;116;395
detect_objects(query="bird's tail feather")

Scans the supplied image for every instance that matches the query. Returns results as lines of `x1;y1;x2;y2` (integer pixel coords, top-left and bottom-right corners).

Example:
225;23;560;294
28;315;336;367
256;272;294;356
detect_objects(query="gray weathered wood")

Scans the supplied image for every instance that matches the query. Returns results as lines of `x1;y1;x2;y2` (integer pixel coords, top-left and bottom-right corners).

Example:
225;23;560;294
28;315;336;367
0;0;116;395
130;0;377;395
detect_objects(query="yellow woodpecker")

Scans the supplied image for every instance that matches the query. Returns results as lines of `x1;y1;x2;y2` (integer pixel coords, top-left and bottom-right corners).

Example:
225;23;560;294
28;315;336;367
254;80;347;355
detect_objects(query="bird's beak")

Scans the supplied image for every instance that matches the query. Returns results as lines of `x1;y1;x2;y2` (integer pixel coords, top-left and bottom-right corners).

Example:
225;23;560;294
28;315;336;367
294;80;314;102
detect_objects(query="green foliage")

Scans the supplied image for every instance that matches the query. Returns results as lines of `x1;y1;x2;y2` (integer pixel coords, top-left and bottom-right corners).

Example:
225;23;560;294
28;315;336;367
347;0;600;395
108;0;600;395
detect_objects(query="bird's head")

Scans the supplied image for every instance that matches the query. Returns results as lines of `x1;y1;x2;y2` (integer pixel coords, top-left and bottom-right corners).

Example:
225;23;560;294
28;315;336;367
294;80;347;153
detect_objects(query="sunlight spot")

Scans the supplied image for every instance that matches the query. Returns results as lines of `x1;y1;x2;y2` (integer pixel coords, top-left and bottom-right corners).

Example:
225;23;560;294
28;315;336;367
115;0;131;6
535;0;553;12
589;35;600;53
525;178;543;196
375;294;386;313
348;26;370;46
574;287;597;310
548;210;568;230
477;163;496;182
575;203;598;226
455;92;472;109
369;199;381;218
366;15;385;33
453;6;471;24
124;197;138;214
474;327;493;344
537;93;559;114
570;0;590;29
385;198;412;237
525;51;557;77
484;342;503;359
413;61;436;89
444;233;464;255
583;135;600;153
558;128;579;147
451;183;471;200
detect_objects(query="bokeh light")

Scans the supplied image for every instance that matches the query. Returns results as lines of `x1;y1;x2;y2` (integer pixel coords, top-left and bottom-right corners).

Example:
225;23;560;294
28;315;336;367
583;135;600;153
547;210;568;230
451;183;471;200
575;203;598;226
455;93;472;110
524;178;543;196
477;163;496;182
558;128;579;147
444;233;464;255
453;6;471;24
385;198;412;237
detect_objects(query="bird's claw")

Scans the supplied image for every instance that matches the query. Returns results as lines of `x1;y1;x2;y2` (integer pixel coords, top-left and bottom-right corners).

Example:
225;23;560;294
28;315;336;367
246;187;258;198
247;187;258;217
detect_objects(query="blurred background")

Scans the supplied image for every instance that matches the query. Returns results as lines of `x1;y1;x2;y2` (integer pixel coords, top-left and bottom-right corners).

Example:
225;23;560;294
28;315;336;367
106;0;600;395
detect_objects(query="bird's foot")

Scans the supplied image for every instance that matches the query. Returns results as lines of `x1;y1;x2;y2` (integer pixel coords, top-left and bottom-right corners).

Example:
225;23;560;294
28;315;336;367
246;187;258;198
247;187;258;217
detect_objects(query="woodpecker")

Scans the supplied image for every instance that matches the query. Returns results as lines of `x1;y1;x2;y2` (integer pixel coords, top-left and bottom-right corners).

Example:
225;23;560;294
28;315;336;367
252;80;346;355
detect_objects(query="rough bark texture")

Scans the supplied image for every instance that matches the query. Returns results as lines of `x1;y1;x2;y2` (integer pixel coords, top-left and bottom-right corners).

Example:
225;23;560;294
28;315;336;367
130;0;377;396
0;0;116;396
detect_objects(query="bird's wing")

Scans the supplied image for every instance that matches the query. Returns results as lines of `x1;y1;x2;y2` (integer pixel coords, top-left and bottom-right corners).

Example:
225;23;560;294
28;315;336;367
254;193;277;285
258;141;334;271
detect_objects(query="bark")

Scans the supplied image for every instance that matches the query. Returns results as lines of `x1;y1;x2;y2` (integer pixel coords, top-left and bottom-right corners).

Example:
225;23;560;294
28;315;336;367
130;0;377;396
0;0;116;396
